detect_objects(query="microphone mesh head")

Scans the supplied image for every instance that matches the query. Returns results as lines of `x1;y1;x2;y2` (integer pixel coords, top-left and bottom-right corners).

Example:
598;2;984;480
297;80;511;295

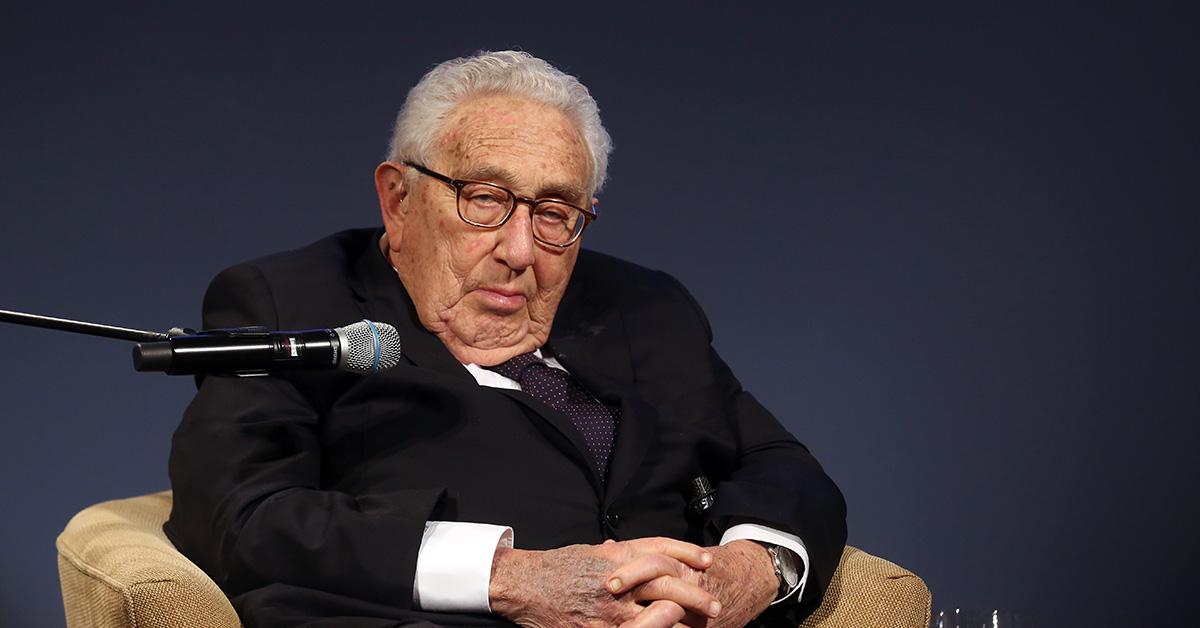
336;320;402;374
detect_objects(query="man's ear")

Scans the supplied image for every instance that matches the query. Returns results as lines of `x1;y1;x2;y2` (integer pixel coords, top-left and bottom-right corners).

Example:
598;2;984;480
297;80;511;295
375;161;410;246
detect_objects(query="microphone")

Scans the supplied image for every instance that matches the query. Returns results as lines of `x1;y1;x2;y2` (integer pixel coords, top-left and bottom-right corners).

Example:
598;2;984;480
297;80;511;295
132;320;401;376
685;475;716;517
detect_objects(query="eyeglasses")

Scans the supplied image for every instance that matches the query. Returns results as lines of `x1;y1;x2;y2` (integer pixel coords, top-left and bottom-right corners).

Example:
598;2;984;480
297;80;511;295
403;161;597;247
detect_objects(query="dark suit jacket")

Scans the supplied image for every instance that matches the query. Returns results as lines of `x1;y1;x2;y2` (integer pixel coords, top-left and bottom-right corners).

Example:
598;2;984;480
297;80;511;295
164;228;847;628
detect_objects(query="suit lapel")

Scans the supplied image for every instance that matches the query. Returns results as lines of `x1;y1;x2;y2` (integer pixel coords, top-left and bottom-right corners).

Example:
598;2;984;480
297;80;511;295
347;236;658;503
550;264;659;505
345;233;614;490
494;388;605;498
345;231;475;386
553;352;658;506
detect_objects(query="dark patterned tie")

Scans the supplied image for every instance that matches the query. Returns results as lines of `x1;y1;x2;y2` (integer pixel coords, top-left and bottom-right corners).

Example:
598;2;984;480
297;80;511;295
486;352;618;480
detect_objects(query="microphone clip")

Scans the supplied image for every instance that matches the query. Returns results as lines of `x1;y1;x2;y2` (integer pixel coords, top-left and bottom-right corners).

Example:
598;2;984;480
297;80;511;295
686;475;716;517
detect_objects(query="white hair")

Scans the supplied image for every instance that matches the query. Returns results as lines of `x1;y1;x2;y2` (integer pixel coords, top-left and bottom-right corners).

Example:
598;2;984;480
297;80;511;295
387;50;613;192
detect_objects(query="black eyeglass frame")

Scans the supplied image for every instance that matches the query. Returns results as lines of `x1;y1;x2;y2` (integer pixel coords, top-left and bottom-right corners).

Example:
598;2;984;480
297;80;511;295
403;161;597;248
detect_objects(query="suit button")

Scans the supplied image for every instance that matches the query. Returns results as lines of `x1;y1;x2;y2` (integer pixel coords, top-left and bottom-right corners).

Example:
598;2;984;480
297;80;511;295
604;511;622;528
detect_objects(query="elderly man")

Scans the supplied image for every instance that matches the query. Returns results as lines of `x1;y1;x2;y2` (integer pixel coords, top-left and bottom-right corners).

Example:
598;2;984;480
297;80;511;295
165;51;846;628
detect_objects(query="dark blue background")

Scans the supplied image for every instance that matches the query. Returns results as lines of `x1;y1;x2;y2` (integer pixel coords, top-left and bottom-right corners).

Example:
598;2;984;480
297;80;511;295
2;3;1196;626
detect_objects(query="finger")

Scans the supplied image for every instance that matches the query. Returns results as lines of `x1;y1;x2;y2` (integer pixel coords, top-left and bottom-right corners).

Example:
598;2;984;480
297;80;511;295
622;537;713;571
632;575;721;620
608;553;690;594
618;600;687;628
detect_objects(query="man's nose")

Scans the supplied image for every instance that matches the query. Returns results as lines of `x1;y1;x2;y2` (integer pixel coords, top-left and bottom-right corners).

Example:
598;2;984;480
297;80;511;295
494;202;536;271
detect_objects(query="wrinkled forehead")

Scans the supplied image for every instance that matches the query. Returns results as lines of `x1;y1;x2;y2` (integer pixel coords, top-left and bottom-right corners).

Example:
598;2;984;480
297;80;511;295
430;94;593;200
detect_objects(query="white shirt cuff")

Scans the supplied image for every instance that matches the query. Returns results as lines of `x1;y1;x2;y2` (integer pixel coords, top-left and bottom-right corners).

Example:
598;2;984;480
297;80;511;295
413;521;514;612
720;523;809;605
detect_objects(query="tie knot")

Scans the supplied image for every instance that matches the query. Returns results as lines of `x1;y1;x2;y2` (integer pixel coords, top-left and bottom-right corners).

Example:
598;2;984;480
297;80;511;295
484;352;544;383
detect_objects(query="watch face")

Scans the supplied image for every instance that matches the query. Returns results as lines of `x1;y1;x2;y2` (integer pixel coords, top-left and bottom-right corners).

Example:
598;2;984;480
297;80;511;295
775;546;800;587
782;559;799;587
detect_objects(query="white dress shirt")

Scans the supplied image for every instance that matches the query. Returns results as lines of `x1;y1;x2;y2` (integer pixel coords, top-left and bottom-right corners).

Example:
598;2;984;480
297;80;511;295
412;350;808;612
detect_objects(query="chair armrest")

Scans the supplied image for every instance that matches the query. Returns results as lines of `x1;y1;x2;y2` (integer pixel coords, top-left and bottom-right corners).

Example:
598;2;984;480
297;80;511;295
800;545;931;628
56;494;928;628
56;490;242;628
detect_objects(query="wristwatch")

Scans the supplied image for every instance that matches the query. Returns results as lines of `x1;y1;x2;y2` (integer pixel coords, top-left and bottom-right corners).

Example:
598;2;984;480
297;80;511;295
756;542;800;600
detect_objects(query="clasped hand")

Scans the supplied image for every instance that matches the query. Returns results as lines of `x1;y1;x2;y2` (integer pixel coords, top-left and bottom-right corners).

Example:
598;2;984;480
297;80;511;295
489;537;777;628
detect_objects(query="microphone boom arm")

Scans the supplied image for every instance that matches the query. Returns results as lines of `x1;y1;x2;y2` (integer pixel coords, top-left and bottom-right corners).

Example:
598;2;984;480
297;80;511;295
0;308;169;342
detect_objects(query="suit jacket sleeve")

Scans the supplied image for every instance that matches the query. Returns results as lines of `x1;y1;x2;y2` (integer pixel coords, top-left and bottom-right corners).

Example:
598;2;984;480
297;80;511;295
661;272;848;615
164;263;445;609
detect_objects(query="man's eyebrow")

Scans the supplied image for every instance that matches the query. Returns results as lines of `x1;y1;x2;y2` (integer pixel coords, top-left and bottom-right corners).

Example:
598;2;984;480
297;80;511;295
458;164;586;203
458;164;517;185
536;183;587;204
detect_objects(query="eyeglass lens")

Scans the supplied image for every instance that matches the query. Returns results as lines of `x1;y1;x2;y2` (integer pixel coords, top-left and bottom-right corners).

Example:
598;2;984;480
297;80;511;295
459;182;585;245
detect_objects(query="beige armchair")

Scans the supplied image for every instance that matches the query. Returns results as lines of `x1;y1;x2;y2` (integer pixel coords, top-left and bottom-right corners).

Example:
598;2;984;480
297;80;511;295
57;492;930;627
